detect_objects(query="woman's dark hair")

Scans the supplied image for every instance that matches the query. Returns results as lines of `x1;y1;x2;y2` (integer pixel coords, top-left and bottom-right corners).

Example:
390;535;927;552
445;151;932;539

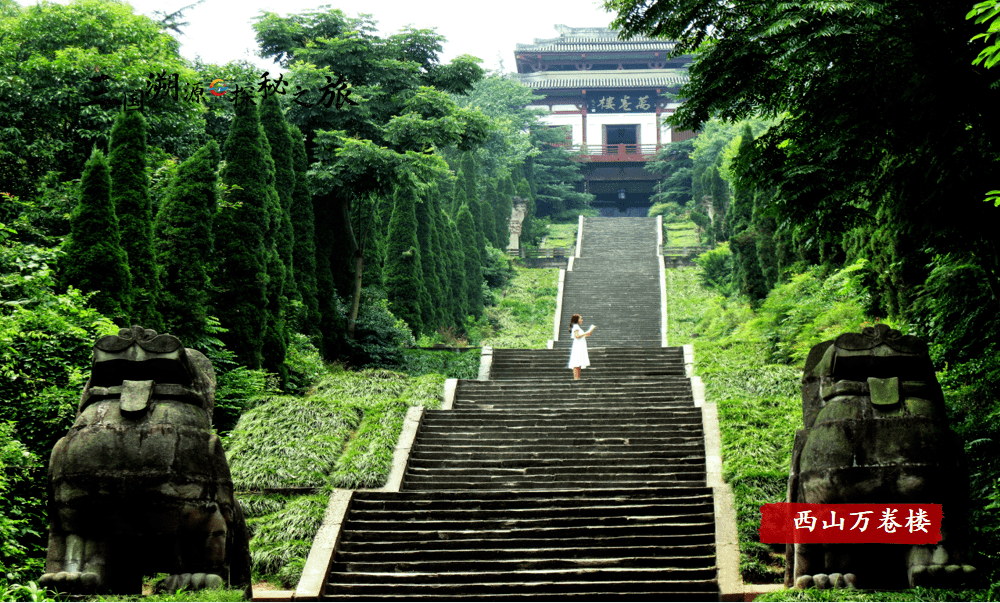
569;314;581;333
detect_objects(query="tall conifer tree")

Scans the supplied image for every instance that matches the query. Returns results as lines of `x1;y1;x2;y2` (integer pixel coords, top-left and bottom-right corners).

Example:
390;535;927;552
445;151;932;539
289;124;322;345
384;187;426;336
429;190;453;327
260;94;297;304
60;148;132;321
456;204;484;318
215;100;271;369
109;109;162;329
445;217;468;325
415;192;443;331
154;140;220;343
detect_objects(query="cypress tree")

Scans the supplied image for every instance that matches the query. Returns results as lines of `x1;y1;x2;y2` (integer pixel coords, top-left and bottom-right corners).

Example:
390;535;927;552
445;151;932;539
516;179;535;245
427;187;452;327
259;136;288;384
456;204;484;318
215;100;270;369
260;94;297;305
460;153;477;204
384;187;426;336
415;191;443;331
753;187;780;290
314;197;342;357
483;186;501;248
361;202;386;289
60;147;132;321
498;175;515;248
445;216;468;326
109;109;162;329
466;193;486;265
452;176;468;216
154;140;220;343
289;124;322;345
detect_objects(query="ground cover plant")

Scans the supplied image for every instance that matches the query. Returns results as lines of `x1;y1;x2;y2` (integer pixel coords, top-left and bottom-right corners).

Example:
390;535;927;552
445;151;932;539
668;260;994;599
541;222;578;250
480;266;559;349
224;366;446;587
664;217;701;248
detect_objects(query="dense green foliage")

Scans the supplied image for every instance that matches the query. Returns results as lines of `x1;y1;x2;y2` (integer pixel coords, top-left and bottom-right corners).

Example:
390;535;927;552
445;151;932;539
214;100;272;369
108;109;162;329
0;0;205;203
384;187;425;336
154;140;220;344
57;148;132;320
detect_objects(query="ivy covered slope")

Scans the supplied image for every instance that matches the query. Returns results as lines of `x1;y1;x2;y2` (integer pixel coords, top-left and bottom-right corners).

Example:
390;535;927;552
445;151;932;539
666;255;995;600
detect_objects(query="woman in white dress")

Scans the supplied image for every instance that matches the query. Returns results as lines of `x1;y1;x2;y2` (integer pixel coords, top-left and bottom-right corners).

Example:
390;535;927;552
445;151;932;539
567;313;595;380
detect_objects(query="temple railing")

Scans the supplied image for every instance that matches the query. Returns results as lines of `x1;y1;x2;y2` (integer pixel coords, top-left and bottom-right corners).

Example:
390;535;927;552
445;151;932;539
660;245;710;257
507;247;571;258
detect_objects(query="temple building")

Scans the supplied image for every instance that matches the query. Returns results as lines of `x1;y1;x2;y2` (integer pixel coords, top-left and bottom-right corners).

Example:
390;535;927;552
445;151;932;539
513;25;695;216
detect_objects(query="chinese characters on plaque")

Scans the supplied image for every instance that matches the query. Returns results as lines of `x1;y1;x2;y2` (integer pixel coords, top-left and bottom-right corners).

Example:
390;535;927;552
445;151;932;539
586;90;658;114
759;503;942;544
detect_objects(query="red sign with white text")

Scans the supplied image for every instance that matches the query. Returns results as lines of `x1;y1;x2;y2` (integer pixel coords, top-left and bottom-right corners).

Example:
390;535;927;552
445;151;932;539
760;503;942;544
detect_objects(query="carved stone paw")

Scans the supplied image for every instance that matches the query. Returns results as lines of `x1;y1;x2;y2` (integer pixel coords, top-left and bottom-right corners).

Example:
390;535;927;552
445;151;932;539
39;571;101;594
795;572;856;589
910;563;976;588
155;572;224;593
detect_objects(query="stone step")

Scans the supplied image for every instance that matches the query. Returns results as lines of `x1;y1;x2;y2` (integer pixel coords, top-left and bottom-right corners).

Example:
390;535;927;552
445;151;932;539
337;530;715;553
336;543;714;563
329;554;716;573
340;520;714;542
349;499;713;518
408;450;706;462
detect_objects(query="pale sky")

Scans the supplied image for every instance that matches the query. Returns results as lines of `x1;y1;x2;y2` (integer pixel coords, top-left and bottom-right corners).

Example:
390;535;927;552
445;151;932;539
21;0;620;75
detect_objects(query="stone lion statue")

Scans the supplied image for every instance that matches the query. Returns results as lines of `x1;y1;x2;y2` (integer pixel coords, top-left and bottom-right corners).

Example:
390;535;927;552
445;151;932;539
39;326;251;595
785;324;977;590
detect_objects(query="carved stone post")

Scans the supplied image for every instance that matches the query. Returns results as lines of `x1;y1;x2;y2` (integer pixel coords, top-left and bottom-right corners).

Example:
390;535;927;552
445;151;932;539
508;197;528;252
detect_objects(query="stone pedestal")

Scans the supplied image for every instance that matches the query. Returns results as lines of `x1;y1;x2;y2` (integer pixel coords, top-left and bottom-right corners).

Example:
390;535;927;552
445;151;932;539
508;198;528;252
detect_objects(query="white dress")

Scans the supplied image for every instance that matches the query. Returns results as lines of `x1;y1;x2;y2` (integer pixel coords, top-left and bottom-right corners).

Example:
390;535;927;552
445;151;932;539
567;324;590;369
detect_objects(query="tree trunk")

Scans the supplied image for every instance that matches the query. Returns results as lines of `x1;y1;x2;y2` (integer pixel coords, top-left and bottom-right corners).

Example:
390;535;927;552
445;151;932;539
348;248;363;339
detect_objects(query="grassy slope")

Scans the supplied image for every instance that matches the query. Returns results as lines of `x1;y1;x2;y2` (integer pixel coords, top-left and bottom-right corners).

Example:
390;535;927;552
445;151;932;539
666;232;991;599
541;222;578;249
224;266;558;589
480;266;558;349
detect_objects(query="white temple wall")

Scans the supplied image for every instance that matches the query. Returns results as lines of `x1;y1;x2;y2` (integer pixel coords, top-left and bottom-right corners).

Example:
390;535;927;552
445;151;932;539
537;113;584;145
585;113;659;146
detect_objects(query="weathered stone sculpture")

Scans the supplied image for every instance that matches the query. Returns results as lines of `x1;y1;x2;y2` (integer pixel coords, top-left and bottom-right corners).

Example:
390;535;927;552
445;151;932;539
785;324;976;590
39;326;251;595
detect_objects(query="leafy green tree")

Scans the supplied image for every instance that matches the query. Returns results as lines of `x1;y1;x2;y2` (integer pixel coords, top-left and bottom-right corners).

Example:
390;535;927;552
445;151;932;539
214;100;270;369
456;204;484;318
384;187;426;336
608;0;1000;351
58;147;132;320
0;0;204;202
726;131;768;303
646;139;694;206
288;124;322;345
109;109;162;329
154;140;220;343
528;125;593;217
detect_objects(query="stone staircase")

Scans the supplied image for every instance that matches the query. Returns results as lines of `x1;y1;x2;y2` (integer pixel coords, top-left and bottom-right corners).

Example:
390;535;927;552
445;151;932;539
555;217;661;349
318;217;717;600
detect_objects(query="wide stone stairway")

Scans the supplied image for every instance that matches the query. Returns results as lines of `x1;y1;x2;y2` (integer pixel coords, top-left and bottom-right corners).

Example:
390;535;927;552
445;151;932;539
555;217;662;349
319;217;718;600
